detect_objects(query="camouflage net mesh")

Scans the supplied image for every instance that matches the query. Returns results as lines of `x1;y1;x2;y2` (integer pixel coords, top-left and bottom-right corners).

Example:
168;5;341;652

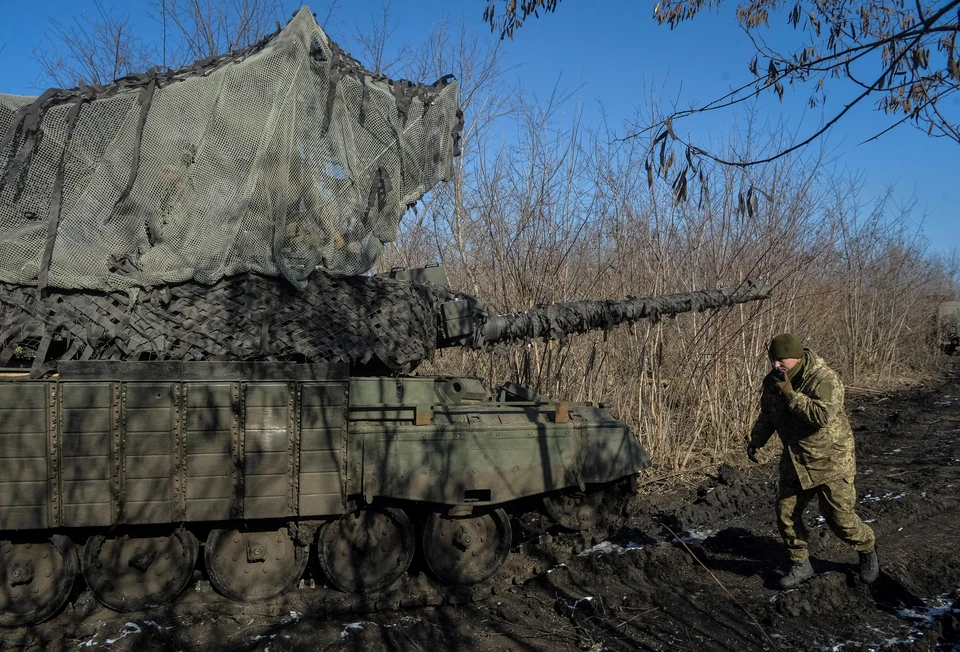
1;271;459;376
0;7;461;292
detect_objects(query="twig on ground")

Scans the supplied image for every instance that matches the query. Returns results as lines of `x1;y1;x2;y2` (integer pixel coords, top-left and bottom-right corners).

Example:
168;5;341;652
594;606;660;637
662;524;781;652
485;615;575;641
395;624;425;651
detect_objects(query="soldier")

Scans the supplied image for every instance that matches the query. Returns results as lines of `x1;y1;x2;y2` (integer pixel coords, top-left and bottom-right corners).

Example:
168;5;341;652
747;334;879;589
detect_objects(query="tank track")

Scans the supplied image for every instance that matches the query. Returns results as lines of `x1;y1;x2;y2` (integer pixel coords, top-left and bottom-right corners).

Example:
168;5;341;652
2;484;634;648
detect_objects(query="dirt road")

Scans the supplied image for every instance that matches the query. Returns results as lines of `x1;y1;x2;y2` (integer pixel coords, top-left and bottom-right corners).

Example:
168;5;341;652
4;366;959;652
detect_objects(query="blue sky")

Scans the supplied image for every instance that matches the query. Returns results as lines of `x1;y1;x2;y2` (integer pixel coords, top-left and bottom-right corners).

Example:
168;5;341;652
1;0;956;253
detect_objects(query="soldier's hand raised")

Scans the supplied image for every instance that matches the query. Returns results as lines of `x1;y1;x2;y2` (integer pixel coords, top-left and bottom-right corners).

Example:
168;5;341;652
775;375;793;396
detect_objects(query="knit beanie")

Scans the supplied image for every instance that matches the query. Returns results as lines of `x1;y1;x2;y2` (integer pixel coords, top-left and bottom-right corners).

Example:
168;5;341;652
768;333;803;359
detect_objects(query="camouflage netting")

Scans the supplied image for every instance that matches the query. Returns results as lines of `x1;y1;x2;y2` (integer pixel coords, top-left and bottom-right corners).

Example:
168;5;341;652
0;271;461;376
0;6;462;292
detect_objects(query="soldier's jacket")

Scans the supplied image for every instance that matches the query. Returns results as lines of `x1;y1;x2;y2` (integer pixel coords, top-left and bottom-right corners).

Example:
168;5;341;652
749;349;856;489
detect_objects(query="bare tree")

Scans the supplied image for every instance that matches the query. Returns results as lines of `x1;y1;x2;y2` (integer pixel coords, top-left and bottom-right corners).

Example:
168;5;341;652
153;0;288;65
30;0;305;89
378;16;519;299
32;0;155;87
348;2;409;76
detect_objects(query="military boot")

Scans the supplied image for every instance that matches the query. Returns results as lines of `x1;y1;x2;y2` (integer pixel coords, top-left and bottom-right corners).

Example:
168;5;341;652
858;549;880;584
779;558;814;589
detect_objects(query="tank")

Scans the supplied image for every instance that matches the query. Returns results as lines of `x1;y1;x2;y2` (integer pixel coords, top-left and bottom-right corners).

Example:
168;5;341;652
0;269;771;626
939;301;960;355
0;5;773;626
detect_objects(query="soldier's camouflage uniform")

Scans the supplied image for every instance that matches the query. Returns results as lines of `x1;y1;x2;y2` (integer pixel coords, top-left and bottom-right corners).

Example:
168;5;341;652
749;349;875;561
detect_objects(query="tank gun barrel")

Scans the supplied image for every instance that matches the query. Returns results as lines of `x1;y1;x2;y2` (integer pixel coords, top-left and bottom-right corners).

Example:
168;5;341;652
474;281;772;347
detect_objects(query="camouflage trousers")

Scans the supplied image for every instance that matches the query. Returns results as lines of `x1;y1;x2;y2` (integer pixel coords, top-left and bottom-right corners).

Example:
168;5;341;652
777;477;876;561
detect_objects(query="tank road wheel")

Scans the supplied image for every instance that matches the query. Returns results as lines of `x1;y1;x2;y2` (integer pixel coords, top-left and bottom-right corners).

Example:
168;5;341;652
205;527;308;602
0;535;77;627
543;487;608;531
318;506;415;594
82;529;198;612
421;508;512;586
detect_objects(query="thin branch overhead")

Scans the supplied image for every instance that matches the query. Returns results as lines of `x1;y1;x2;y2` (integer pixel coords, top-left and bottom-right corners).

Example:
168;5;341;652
642;0;960;176
482;0;959;206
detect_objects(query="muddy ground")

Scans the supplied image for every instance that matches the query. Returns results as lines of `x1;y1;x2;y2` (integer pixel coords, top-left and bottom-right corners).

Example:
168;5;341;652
3;364;959;652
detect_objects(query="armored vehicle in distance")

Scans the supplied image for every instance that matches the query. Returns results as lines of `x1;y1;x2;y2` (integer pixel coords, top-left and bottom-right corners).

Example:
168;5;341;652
939;301;960;355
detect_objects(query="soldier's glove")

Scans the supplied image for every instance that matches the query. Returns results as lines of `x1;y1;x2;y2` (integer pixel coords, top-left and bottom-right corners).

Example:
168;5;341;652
747;445;759;464
773;371;793;396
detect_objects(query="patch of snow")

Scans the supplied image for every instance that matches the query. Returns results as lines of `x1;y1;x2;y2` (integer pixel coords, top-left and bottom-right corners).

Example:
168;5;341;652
250;634;277;642
566;596;594;612
887;635;918;645
77;636;98;648
681;528;717;542
889;590;960;646
340;622;368;638
336;617;420;638
861;491;907;503
864;519;876;523
896;593;957;622
547;563;568;573
105;622;141;645
578;541;644;556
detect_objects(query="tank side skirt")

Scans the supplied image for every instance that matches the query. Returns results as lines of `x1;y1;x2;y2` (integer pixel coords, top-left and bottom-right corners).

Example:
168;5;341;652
238;384;246;519
339;384;349;507
297;382;349;517
231;382;242;520
288;382;300;516
2;373;647;534
111;382;125;524
48;382;61;528
357;419;581;505
174;383;186;522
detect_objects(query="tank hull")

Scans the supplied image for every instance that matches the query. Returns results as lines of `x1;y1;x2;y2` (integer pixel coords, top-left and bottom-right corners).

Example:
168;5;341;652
0;361;648;532
0;361;648;623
